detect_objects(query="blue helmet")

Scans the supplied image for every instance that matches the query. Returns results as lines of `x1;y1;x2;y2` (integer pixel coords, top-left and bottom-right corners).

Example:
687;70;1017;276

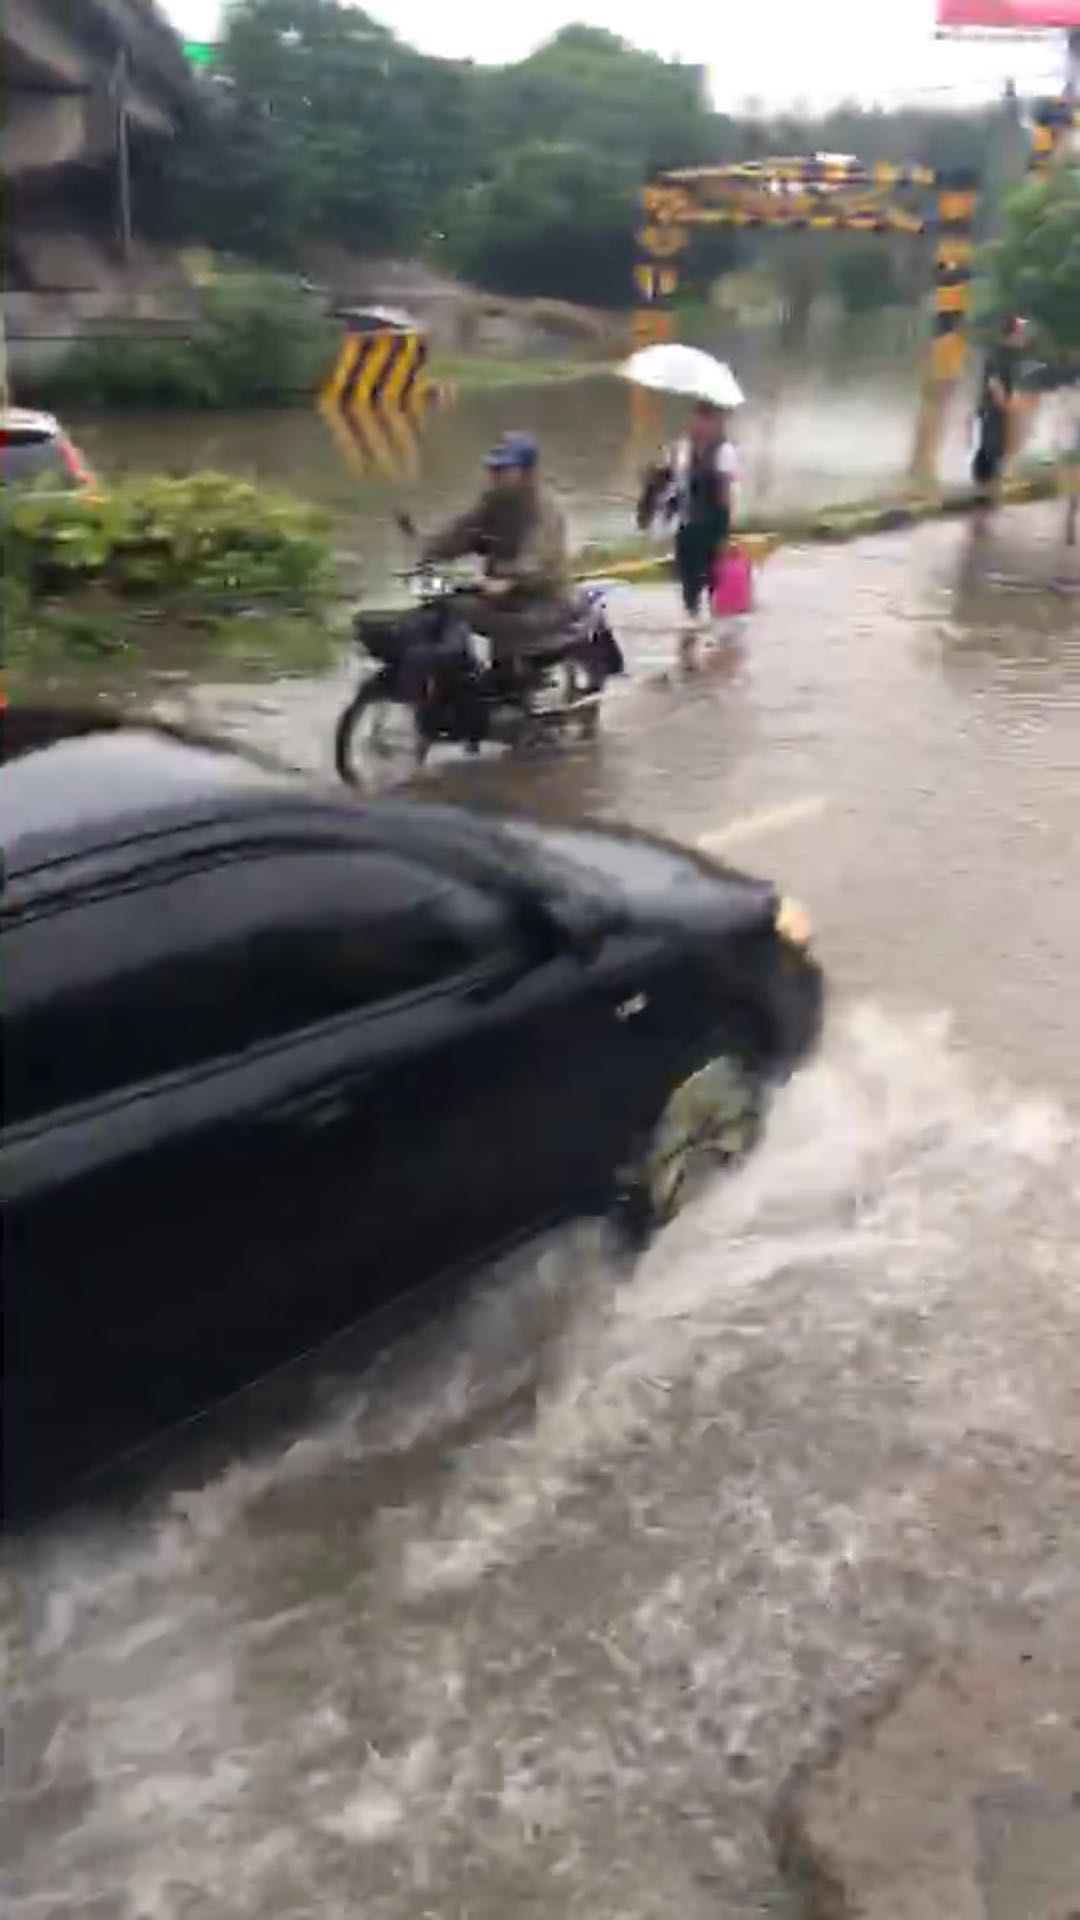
485;430;539;472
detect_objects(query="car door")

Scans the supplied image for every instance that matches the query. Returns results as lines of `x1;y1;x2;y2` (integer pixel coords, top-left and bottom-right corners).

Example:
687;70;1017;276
450;909;717;1241
1;833;576;1511
2;829;688;1516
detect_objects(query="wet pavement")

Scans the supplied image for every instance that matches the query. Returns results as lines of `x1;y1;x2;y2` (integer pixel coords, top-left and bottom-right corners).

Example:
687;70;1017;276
6;504;1080;1919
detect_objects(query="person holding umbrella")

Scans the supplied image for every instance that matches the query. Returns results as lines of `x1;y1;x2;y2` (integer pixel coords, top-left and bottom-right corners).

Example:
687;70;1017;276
622;344;744;670
637;400;739;668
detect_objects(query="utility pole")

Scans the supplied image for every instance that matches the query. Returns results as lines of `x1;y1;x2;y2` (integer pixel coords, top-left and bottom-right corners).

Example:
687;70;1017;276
983;77;1026;238
114;51;132;265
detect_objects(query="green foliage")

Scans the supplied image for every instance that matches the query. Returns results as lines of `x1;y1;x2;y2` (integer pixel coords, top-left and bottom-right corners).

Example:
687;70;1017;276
827;236;906;316
445;143;637;306
6;473;334;608
47;275;335;409
469;27;712;176
3;473;338;686
980;167;1080;361
160;1;1011;312
175;0;480;262
171;2;714;298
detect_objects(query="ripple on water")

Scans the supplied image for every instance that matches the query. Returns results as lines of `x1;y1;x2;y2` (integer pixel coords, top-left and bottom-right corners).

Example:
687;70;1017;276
6;1006;1080;1919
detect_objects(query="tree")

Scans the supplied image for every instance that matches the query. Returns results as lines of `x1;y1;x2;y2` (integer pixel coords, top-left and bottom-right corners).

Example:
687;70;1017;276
158;85;302;262
475;28;715;176
982;167;1080;362
446;143;637;305
160;4;1027;317
183;0;479;258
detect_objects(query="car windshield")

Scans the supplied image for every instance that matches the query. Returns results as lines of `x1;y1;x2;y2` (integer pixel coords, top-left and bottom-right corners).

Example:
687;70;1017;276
0;435;73;490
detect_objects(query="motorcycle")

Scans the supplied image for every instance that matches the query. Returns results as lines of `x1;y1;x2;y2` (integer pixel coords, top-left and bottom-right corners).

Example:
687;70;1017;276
334;559;624;790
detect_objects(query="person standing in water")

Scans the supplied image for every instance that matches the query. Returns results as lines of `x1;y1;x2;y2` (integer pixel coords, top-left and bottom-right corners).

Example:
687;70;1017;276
637;401;739;669
971;314;1027;532
1062;379;1079;549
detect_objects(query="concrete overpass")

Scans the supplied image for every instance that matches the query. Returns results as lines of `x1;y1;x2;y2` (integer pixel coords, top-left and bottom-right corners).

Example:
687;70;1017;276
2;0;198;378
3;0;191;181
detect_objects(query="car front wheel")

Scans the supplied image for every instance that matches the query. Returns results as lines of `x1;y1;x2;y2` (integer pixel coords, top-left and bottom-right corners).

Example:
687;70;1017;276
619;1051;765;1237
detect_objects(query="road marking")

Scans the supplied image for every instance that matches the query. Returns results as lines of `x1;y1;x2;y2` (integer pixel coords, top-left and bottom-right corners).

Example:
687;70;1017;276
697;795;828;855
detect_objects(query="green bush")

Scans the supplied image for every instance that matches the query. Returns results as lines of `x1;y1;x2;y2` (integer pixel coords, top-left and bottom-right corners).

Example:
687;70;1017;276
3;472;338;686
6;472;334;609
44;274;335;410
978;167;1080;361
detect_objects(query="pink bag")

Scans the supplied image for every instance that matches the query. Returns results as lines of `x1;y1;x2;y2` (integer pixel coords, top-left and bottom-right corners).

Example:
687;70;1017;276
711;544;753;617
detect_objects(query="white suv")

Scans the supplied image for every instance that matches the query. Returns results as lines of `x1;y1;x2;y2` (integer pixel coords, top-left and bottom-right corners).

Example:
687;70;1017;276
0;407;96;493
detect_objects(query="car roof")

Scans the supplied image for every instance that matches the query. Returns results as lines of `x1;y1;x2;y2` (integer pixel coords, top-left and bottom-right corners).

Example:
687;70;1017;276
1;408;60;441
0;714;308;876
0;712;771;919
0;711;529;887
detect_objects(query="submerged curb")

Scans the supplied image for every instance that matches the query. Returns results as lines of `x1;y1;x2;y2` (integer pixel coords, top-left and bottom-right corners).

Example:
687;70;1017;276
573;464;1070;585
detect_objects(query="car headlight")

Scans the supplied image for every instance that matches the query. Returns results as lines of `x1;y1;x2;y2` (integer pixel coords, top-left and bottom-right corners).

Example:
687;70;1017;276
775;896;813;948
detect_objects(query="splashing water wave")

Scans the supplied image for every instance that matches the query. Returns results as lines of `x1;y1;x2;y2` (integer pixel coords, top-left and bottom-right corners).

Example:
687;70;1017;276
7;1007;1079;1919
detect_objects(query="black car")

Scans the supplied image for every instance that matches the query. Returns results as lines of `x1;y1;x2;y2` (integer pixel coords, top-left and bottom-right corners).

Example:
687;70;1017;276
1;711;823;1520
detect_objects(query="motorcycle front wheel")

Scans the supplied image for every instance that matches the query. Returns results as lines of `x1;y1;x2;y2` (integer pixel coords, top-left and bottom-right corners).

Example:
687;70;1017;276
334;676;427;790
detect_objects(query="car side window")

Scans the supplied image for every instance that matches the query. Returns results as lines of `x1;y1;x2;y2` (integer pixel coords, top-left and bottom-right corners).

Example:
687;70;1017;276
3;847;514;1124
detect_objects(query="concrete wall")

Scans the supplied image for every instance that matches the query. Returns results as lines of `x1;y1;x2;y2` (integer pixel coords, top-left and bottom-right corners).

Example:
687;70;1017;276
2;0;193;332
3;0;189;120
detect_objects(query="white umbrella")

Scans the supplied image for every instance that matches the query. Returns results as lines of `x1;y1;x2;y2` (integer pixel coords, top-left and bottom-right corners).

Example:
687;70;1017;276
618;342;745;409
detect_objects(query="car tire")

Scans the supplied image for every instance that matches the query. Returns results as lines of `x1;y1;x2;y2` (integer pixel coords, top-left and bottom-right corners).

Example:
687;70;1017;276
618;1050;765;1238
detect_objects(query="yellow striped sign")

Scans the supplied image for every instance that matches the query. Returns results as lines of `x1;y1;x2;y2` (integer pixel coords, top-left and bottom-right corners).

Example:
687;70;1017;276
317;327;437;480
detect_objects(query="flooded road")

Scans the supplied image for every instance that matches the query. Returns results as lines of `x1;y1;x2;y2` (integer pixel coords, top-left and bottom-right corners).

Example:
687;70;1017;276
7;506;1080;1918
69;330;1065;594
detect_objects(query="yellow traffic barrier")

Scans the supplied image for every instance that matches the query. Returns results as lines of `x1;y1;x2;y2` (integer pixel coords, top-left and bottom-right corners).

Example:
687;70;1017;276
317;324;438;481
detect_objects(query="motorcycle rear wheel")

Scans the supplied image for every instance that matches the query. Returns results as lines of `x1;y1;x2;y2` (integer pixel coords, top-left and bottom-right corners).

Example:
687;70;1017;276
335;679;427;791
562;656;602;742
529;656;601;742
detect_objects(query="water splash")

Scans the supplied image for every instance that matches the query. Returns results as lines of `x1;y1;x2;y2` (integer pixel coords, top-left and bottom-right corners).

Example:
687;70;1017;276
6;1007;1078;1920
398;1004;1070;1599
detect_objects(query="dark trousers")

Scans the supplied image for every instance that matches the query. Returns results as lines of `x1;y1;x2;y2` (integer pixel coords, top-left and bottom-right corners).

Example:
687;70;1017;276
674;515;730;618
454;592;569;668
972;408;1007;493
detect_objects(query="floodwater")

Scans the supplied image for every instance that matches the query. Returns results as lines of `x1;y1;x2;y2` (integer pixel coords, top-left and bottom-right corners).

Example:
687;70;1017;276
6;496;1080;1911
69;330;1065;598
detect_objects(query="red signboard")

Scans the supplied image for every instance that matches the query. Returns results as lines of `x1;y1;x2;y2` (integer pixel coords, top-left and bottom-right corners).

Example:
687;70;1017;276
937;0;1080;25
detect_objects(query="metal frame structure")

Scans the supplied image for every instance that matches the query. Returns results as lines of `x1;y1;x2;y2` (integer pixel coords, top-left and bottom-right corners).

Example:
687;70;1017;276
633;105;1076;484
1028;94;1080;171
633;156;980;391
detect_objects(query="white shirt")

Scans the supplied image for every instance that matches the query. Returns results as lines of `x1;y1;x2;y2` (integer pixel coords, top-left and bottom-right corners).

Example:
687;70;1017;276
669;437;740;523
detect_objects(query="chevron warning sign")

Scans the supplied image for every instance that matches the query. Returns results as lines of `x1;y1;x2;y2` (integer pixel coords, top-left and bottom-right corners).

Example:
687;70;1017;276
318;324;438;480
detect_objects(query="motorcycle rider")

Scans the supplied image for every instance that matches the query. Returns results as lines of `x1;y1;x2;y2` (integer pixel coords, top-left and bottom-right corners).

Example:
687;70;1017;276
421;431;573;674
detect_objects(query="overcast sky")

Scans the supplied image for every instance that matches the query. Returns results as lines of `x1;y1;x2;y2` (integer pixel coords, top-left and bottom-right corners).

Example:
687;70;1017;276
161;0;1067;108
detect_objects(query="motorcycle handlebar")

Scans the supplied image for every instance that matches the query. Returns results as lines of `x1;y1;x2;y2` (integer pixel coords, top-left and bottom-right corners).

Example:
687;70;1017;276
393;567;476;589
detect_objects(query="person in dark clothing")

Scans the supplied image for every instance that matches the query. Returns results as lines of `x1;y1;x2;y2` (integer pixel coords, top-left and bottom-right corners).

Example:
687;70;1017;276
972;315;1026;521
422;432;572;670
637;402;739;668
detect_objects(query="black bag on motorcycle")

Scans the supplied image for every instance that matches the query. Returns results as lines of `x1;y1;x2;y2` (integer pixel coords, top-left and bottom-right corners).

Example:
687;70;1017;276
352;602;443;666
596;627;625;677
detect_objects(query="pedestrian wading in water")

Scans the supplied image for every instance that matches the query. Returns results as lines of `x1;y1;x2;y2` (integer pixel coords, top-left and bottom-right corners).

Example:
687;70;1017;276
637;401;739;670
971;314;1027;532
